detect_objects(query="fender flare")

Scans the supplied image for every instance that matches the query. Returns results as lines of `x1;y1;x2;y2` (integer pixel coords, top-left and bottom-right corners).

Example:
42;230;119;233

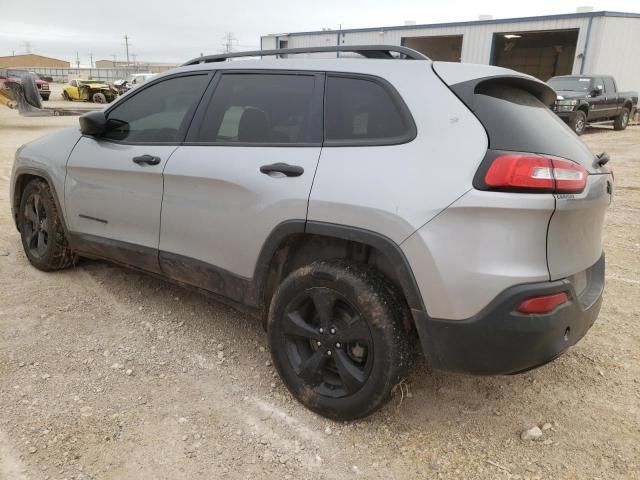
12;167;68;234
250;220;426;316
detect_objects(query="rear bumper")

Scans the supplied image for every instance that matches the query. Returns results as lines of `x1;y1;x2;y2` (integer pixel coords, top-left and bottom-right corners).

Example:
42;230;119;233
414;254;604;375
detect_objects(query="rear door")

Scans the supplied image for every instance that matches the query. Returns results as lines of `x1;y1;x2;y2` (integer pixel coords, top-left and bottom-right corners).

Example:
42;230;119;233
158;71;323;302
603;77;620;117
435;65;612;281
65;73;210;271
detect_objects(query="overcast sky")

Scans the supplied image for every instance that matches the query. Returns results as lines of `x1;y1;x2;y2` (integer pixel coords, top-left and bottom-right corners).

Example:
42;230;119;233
1;0;639;65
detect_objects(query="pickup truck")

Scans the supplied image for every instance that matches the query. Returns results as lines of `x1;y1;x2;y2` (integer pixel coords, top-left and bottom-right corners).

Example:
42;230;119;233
0;69;50;101
548;75;638;135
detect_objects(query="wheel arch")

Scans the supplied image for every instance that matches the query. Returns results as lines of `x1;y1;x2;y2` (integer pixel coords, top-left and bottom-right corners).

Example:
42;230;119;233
252;220;426;320
12;168;68;234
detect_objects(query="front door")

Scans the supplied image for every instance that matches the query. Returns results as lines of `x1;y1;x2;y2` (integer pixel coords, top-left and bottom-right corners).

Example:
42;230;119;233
159;71;324;303
65;73;211;271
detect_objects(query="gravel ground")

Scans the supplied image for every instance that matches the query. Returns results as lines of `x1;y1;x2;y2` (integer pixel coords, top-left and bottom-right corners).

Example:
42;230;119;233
1;90;639;480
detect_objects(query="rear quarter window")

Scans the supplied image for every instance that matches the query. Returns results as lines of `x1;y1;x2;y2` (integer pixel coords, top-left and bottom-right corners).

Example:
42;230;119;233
473;82;594;162
324;75;415;145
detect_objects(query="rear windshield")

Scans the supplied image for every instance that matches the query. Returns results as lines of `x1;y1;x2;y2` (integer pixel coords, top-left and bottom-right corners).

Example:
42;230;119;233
472;82;594;163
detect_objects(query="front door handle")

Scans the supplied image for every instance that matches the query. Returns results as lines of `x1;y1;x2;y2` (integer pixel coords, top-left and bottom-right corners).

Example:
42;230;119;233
260;163;304;177
132;154;161;166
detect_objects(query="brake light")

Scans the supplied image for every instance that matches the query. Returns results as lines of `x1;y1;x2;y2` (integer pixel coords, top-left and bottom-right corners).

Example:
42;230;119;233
517;292;568;314
484;155;587;193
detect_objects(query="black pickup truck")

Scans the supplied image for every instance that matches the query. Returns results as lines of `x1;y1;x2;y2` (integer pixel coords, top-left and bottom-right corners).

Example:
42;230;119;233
548;75;638;135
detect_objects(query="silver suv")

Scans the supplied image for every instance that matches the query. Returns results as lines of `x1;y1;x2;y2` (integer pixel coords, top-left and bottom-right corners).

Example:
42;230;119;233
10;46;612;420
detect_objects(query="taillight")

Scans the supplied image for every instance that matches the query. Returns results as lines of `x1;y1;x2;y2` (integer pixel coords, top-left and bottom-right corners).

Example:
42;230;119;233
516;292;568;314
483;155;587;193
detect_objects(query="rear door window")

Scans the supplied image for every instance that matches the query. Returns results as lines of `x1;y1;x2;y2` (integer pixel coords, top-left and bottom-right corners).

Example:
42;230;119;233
603;77;616;95
324;75;415;145
195;73;321;144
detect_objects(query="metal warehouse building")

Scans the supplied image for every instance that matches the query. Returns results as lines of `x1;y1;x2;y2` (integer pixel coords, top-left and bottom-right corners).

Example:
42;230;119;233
261;10;640;92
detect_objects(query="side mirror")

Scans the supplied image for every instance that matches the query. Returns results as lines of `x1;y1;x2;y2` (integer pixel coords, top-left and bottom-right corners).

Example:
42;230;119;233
79;110;107;136
592;85;603;96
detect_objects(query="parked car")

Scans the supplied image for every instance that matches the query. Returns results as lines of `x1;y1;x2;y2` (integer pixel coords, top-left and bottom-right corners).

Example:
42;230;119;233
10;46;613;420
0;68;50;100
113;73;156;95
62;79;118;103
548;75;638;135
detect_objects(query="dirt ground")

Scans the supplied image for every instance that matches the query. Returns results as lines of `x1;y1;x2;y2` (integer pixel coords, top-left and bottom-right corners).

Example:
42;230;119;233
0;89;639;480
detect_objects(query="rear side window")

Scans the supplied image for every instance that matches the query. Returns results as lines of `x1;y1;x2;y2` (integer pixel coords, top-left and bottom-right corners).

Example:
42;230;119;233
325;76;414;145
603;77;616;94
196;73;320;144
103;75;208;144
472;82;594;162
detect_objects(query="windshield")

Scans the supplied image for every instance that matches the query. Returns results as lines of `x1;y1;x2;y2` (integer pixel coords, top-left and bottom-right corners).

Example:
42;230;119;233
548;77;593;92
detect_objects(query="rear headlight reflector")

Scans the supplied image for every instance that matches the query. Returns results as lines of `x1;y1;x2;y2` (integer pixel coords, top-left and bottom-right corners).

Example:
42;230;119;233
516;292;568;314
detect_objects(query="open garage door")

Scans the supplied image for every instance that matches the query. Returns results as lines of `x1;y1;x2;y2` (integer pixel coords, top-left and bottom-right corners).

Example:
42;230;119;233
491;29;578;81
403;35;463;62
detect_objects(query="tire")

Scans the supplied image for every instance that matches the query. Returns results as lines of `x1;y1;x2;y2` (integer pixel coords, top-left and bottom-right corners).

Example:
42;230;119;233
21;75;42;109
62;91;71;101
92;92;106;104
572;110;587;135
18;179;74;271
268;260;414;420
41;94;50;101
613;107;630;131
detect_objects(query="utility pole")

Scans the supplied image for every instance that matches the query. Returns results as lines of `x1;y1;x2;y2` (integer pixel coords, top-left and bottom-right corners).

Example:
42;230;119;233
23;41;32;54
131;53;137;67
221;32;237;53
76;52;80;76
111;54;117;67
123;34;131;66
89;52;94;68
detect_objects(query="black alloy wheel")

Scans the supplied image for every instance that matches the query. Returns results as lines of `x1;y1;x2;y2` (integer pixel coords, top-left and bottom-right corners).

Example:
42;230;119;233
268;260;414;420
281;287;373;399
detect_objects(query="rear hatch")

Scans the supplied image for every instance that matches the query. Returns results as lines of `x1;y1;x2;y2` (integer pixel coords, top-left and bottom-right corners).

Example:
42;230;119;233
433;62;613;281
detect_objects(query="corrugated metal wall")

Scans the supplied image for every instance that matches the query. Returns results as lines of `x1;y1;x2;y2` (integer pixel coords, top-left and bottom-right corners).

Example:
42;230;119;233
276;17;593;68
262;15;640;93
589;17;640;92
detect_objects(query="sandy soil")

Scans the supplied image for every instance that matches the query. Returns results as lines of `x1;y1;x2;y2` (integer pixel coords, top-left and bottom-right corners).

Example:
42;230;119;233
0;95;639;480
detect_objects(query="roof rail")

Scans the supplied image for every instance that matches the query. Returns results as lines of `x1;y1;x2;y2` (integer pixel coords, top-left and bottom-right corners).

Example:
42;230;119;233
181;45;429;66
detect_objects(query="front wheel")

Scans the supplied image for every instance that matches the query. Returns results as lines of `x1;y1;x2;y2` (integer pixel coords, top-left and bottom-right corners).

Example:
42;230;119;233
92;92;106;104
18;179;75;271
62;91;71;101
268;260;414;420
572;110;587;135
614;107;630;130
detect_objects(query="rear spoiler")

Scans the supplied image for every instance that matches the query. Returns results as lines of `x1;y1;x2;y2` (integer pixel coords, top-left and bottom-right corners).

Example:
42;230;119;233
449;76;557;109
431;62;556;108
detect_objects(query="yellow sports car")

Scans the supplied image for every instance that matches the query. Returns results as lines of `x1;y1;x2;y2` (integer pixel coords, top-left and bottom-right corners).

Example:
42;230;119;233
62;79;118;103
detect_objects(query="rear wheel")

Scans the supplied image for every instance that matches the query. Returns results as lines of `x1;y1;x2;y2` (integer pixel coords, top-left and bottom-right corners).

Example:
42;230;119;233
572;110;587;135
18;179;74;271
268;260;414;420
614;107;630;130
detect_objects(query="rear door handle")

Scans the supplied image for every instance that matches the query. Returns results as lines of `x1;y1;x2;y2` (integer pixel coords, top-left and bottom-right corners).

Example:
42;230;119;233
132;154;161;166
260;163;304;177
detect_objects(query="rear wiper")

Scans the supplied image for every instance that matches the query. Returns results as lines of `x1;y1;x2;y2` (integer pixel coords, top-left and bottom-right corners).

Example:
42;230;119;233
595;152;610;168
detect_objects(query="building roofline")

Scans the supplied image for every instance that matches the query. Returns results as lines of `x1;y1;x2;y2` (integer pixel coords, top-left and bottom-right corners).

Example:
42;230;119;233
263;11;640;38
